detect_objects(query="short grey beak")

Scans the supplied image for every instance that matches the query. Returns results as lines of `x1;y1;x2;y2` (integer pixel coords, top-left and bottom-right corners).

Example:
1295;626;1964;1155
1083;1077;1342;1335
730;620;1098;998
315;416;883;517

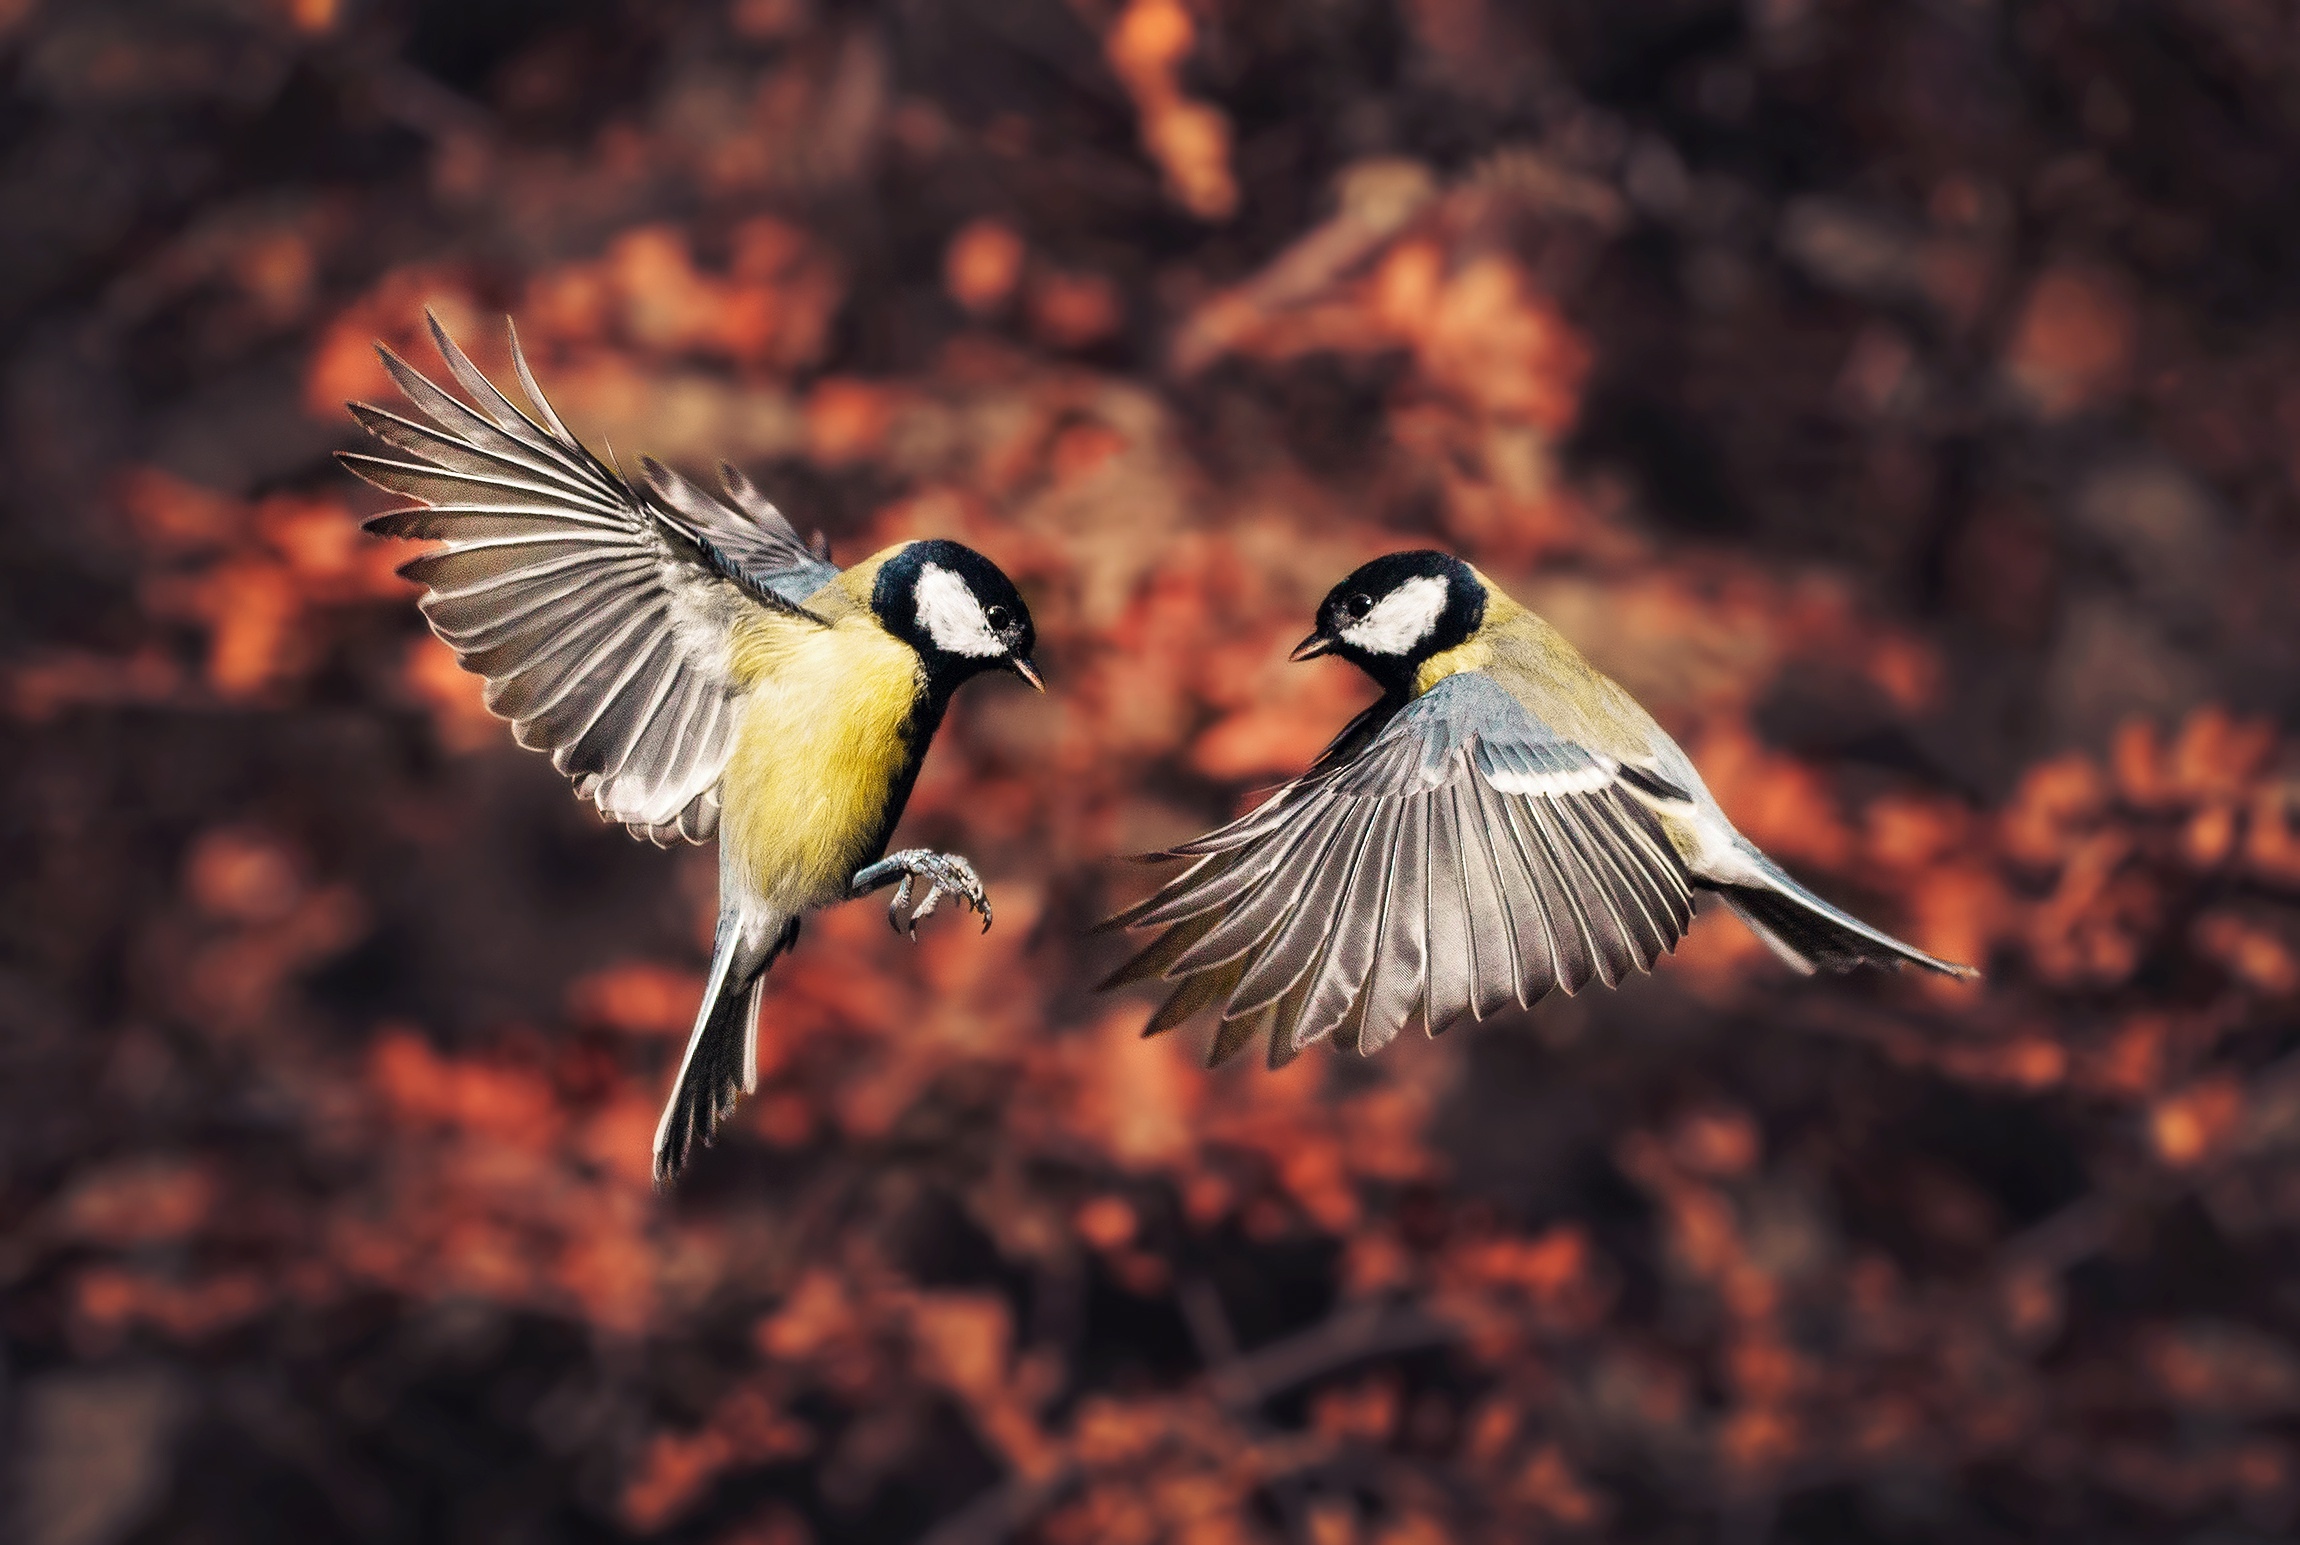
1289;632;1336;662
1010;656;1046;692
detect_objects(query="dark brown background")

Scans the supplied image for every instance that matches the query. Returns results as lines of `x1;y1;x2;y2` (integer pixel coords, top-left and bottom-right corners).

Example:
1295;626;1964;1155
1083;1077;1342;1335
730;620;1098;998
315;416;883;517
7;1;2300;1542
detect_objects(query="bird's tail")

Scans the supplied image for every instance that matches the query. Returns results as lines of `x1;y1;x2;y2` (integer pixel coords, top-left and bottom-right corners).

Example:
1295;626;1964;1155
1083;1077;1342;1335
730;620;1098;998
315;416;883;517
652;912;799;1187
1713;847;1977;980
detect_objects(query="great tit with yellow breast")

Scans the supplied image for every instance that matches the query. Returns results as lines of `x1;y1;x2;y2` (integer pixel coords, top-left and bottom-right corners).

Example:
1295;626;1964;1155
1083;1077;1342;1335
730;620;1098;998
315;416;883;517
1103;550;1975;1069
342;315;1042;1185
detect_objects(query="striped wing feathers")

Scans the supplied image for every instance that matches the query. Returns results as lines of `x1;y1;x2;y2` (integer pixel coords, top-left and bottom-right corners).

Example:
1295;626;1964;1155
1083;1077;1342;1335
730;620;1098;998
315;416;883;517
343;313;833;846
1107;672;1697;1066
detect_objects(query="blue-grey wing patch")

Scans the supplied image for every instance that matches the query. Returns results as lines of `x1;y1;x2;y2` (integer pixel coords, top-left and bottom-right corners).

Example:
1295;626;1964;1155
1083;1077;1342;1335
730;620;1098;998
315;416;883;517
340;311;820;846
639;458;839;609
1103;672;1696;1065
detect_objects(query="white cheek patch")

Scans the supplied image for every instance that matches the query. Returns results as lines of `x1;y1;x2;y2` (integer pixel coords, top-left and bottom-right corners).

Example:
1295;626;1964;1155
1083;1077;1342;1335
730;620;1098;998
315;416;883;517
1339;574;1449;656
914;562;1003;656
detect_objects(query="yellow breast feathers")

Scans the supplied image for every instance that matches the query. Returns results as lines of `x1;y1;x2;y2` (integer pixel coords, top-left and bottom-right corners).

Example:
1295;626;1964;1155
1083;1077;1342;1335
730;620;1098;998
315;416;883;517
720;599;925;912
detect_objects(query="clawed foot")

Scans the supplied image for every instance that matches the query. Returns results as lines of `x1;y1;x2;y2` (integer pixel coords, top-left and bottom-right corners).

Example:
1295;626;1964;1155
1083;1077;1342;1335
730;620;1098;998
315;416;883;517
851;849;991;939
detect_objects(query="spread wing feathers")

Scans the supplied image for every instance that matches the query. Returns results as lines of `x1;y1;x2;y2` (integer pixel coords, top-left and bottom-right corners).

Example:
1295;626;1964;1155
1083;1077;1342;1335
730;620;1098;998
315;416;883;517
640;457;839;607
341;311;826;846
1111;672;1697;1063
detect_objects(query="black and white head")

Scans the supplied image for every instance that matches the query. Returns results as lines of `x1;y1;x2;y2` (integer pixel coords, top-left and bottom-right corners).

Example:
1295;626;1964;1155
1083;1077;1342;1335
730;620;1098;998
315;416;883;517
874;539;1043;692
1291;550;1485;692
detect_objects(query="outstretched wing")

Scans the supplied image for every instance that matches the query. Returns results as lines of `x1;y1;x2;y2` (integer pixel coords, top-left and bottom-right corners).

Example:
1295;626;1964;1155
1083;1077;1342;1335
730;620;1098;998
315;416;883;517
1103;672;1697;1067
341;312;837;845
638;455;838;611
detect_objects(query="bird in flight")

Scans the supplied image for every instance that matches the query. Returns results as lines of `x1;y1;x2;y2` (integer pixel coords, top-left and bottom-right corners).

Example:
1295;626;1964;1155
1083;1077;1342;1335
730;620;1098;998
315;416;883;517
1103;550;1975;1069
342;314;1041;1184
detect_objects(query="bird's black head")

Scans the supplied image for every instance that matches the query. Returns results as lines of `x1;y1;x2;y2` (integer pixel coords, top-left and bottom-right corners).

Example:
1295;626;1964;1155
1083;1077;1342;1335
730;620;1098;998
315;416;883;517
1293;550;1485;693
873;539;1043;694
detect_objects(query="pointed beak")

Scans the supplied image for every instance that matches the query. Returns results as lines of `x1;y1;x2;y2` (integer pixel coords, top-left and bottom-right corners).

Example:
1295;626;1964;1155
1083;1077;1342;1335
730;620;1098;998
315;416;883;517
1009;655;1046;692
1289;631;1336;662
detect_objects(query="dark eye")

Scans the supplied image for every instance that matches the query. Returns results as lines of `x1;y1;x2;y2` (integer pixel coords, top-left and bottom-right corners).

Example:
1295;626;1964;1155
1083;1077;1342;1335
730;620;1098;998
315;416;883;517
986;605;1011;630
1343;593;1375;619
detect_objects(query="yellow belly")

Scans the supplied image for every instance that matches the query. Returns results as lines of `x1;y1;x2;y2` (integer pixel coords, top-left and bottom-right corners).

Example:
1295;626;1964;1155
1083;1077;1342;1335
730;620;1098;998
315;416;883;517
719;613;926;912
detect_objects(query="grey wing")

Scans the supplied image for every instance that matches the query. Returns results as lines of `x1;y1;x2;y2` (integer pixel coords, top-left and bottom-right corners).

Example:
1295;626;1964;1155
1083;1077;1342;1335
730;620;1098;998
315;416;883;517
639;457;839;608
340;311;823;845
1104;672;1697;1065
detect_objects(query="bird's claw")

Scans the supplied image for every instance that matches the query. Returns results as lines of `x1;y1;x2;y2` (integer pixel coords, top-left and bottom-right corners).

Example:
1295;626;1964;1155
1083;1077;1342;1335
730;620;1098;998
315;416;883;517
860;850;991;940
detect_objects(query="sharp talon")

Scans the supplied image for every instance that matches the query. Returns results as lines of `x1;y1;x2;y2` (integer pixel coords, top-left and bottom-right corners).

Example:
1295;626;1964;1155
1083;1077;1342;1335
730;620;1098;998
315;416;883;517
856;850;994;942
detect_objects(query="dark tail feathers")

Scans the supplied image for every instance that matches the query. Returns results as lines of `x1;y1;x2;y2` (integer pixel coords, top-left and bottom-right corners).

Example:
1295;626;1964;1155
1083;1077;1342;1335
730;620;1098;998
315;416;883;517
652;915;799;1188
1715;856;1977;980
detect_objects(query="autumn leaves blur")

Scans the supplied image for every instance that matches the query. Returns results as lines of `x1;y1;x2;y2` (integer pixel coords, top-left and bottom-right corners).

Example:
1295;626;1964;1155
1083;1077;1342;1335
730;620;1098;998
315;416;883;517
9;1;2300;1543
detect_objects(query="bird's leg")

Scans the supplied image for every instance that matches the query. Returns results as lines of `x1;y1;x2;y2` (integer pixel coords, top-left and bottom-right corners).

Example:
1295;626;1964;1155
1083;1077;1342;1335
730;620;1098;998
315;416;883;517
850;850;992;939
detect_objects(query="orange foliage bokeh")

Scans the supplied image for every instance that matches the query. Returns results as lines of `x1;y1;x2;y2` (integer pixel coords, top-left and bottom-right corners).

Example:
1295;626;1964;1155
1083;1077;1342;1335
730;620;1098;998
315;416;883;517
8;3;2300;1544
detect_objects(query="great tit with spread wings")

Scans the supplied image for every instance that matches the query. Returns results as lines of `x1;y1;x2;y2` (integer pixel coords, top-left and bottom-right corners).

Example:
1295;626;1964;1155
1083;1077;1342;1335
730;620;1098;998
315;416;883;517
1103;550;1975;1069
343;315;1041;1185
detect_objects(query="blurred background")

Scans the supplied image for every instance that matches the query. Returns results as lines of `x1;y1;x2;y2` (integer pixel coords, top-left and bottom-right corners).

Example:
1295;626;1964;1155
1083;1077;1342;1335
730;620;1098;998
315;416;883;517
7;1;2300;1541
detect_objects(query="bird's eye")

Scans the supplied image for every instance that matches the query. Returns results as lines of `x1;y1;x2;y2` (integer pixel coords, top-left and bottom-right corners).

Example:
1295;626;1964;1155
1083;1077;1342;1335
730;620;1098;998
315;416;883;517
986;605;1011;630
1344;593;1375;619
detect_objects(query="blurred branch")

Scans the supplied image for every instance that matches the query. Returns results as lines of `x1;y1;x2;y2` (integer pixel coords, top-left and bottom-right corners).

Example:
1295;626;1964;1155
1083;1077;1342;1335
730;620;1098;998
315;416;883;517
918;1466;1079;1545
1201;1297;1455;1410
920;1296;1458;1545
